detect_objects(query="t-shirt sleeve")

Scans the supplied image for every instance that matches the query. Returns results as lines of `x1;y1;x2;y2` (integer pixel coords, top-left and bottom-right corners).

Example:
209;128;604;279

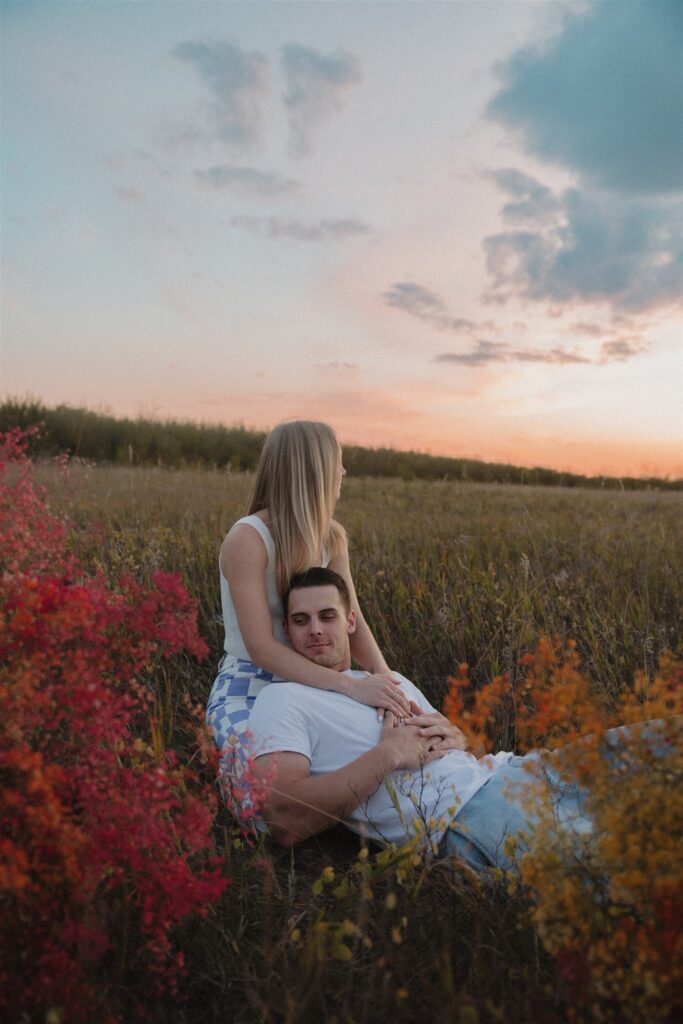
247;685;313;762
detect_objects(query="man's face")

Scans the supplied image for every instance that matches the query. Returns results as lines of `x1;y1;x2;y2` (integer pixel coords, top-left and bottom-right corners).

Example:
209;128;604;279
285;584;356;671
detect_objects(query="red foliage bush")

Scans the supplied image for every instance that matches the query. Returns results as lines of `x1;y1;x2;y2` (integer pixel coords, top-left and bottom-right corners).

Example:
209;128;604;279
0;430;228;1022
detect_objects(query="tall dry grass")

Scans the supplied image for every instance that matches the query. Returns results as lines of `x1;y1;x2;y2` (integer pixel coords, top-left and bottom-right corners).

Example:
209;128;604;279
35;463;682;1023
42;464;682;698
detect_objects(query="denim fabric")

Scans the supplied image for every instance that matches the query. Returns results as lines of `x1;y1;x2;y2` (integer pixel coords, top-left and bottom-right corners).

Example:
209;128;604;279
441;752;584;871
441;720;672;872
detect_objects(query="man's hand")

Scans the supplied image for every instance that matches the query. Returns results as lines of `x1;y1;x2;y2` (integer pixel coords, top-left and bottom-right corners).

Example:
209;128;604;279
378;711;435;771
252;709;432;846
406;700;469;753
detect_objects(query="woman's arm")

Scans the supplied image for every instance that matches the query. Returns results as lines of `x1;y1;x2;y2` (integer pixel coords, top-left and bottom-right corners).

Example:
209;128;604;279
221;525;410;717
327;539;392;675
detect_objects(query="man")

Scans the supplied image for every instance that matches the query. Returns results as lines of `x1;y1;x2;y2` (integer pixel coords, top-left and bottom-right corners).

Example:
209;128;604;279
248;568;675;872
248;567;515;867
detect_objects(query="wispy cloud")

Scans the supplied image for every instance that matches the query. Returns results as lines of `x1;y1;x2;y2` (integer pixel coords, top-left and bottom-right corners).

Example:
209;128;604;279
384;281;446;317
194;165;300;197
489;169;562;224
313;362;358;372
484;172;682;314
513;347;591;365
230;215;372;242
436;335;646;368
599;338;646;363
487;3;683;195
436;341;509;366
436;340;591;367
281;44;360;156
173;39;269;147
571;321;611;339
383;282;490;334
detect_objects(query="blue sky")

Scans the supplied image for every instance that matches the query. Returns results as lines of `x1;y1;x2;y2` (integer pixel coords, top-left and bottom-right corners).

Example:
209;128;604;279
2;0;681;476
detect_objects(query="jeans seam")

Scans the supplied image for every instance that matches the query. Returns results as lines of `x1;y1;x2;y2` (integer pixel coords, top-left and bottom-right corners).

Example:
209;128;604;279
447;824;496;866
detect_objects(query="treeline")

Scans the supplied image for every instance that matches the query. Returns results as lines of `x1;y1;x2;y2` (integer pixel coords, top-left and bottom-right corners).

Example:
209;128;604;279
1;398;680;490
1;399;266;471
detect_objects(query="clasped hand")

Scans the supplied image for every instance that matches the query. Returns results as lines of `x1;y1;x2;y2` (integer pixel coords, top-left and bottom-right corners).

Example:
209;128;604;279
351;678;469;751
404;699;469;753
379;702;469;772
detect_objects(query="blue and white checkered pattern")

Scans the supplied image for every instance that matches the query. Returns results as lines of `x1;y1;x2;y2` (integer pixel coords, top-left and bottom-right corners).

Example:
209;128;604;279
206;656;277;758
206;656;278;832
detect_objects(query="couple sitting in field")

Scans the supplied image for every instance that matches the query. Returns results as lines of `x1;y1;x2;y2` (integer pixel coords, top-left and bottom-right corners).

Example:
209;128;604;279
206;421;666;870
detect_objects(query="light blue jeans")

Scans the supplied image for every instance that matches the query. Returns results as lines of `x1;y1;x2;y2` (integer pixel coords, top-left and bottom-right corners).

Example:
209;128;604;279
441;720;675;871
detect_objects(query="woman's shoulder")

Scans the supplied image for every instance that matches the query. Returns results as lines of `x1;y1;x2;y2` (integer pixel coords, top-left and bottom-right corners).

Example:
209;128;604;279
222;513;273;555
220;516;272;578
228;511;269;532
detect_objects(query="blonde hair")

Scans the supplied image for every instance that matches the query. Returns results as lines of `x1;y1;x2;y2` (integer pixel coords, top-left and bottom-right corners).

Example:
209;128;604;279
247;421;346;596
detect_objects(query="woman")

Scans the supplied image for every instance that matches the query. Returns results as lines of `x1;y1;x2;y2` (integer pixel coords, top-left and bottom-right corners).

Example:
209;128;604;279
206;421;411;794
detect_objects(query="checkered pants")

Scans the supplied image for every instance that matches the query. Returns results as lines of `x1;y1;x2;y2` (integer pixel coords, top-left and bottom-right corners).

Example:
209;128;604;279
206;656;279;830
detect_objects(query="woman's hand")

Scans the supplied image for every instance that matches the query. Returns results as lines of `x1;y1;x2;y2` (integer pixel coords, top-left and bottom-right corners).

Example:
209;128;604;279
347;673;412;718
406;700;469;752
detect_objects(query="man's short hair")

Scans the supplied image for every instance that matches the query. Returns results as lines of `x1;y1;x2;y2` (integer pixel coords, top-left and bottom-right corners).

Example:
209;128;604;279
284;566;352;618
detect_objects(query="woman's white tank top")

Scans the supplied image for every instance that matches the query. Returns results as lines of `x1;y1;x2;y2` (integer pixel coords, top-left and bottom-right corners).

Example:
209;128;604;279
219;515;330;660
220;515;284;659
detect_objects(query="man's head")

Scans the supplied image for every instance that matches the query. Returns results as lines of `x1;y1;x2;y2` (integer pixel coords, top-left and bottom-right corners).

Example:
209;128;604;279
284;567;356;671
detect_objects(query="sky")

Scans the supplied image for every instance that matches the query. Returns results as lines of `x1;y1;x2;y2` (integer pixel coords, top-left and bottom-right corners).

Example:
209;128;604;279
2;0;682;478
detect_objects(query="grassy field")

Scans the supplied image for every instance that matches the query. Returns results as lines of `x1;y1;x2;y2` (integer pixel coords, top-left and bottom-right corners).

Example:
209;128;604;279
43;463;682;699
36;463;683;1023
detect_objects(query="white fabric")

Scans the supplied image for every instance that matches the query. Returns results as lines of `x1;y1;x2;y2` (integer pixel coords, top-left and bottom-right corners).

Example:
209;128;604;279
220;515;286;658
248;671;513;851
220;515;330;658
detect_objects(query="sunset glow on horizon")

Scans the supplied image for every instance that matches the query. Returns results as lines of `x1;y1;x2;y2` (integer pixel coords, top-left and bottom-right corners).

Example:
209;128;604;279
2;1;682;479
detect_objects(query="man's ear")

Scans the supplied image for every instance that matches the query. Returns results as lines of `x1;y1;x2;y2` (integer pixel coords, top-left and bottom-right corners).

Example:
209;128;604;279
347;609;357;634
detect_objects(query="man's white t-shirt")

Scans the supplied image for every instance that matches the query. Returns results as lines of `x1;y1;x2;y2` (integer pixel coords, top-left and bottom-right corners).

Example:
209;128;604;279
248;671;512;851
